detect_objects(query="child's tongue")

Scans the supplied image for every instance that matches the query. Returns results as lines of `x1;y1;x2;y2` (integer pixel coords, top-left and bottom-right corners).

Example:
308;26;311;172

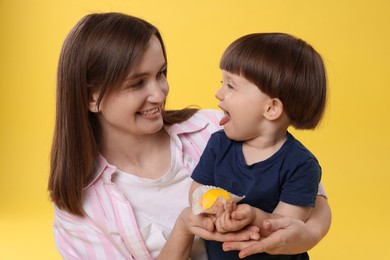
219;114;230;126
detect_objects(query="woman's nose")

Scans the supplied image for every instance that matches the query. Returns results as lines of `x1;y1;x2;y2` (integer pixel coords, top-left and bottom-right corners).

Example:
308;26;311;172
149;81;168;102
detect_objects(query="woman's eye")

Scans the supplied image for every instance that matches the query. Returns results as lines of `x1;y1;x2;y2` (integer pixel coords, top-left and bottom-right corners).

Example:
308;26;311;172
129;80;144;89
157;69;167;79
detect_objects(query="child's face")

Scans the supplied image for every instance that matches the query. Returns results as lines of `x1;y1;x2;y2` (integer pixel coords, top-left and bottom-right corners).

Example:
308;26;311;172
215;70;272;141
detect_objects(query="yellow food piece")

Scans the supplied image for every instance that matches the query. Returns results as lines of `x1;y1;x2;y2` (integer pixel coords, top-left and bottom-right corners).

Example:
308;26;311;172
201;189;231;209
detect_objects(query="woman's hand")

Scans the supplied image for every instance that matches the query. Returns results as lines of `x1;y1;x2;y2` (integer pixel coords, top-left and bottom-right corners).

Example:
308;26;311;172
222;196;331;258
159;207;260;260
222;217;310;258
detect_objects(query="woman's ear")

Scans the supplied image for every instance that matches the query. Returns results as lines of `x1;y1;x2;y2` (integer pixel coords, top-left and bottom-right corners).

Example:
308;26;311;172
88;91;100;113
264;98;283;121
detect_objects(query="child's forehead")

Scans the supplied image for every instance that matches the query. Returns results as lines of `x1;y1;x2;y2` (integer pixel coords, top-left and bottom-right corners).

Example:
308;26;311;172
221;70;256;86
222;70;244;80
221;70;237;78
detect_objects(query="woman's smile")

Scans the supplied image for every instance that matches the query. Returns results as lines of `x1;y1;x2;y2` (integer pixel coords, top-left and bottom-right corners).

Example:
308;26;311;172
137;106;162;118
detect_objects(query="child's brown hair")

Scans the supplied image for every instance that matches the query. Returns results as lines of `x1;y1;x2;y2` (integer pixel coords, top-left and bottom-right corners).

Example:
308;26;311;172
220;33;327;129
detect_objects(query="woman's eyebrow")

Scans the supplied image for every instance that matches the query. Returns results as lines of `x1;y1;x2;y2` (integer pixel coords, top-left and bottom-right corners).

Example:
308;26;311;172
126;62;167;81
127;72;148;81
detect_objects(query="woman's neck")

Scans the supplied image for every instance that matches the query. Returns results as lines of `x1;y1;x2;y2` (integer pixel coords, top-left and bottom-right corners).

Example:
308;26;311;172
101;128;171;179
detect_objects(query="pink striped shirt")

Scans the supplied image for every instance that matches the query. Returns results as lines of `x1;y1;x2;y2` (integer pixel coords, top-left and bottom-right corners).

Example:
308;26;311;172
53;110;223;259
52;109;327;259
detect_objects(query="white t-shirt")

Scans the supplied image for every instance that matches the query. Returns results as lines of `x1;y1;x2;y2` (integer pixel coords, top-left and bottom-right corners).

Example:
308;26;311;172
114;133;206;259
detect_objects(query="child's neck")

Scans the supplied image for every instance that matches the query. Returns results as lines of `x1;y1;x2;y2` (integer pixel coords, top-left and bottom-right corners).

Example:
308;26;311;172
242;130;287;165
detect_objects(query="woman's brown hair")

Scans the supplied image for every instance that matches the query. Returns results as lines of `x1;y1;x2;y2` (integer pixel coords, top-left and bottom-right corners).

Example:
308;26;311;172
48;12;197;216
220;33;327;129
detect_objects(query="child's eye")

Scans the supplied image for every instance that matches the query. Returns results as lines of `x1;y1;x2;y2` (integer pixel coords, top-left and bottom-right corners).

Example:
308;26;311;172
220;80;234;89
226;80;235;89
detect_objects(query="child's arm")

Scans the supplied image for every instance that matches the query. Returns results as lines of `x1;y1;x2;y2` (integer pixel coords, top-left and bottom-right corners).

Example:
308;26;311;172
273;201;312;222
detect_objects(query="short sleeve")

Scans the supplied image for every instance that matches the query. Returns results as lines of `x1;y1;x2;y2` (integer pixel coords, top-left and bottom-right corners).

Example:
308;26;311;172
280;158;321;207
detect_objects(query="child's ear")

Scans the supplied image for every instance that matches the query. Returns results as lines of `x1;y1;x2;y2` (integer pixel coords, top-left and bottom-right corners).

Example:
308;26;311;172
88;92;100;113
264;98;283;121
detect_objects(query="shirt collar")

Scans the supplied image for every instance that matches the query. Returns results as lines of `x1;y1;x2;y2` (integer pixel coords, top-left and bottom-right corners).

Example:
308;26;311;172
84;113;210;190
84;155;116;190
166;113;210;135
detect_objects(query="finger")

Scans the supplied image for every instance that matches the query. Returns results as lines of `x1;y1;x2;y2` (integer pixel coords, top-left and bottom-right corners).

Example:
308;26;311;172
204;217;215;232
262;217;291;232
238;237;285;258
195;214;215;232
201;227;260;242
232;202;237;211
245;225;260;233
238;241;268;258
224;239;279;258
215;216;228;233
262;220;271;231
244;226;260;240
224;229;260;242
208;214;217;224
225;201;235;213
217;210;235;233
231;210;244;220
231;205;248;220
222;240;257;252
215;202;225;217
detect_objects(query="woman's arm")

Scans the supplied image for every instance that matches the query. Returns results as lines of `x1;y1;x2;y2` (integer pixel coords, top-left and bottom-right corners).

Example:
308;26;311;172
222;196;331;258
157;211;194;259
53;207;134;259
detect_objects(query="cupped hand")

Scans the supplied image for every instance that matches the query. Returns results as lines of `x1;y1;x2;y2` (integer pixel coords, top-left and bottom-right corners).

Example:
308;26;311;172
222;216;314;258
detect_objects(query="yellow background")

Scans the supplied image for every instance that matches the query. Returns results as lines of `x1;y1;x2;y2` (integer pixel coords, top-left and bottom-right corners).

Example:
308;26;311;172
1;0;389;259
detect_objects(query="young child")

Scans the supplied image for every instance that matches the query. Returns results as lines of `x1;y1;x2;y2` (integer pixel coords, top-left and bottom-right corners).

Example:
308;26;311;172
190;33;327;259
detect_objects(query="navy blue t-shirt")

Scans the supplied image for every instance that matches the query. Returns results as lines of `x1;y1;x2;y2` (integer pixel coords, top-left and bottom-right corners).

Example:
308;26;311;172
191;130;321;259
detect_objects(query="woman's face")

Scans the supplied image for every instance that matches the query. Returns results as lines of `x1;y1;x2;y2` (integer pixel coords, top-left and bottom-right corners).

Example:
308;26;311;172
215;70;272;141
92;35;169;139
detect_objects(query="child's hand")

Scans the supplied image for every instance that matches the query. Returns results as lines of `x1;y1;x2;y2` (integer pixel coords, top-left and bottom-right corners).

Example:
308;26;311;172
214;201;236;233
180;207;260;242
215;203;256;233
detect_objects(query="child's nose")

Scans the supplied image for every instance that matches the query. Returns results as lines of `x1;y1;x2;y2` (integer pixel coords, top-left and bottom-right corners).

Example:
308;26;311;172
215;86;224;101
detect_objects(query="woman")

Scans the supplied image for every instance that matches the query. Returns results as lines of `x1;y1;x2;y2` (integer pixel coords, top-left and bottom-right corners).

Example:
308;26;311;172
48;12;331;259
